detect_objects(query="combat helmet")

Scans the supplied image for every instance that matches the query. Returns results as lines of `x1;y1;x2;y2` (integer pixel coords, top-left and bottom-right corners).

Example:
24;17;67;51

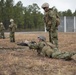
10;19;14;22
41;2;49;8
38;36;46;41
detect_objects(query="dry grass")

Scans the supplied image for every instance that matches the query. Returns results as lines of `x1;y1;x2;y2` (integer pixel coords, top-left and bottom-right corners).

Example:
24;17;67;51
0;32;76;75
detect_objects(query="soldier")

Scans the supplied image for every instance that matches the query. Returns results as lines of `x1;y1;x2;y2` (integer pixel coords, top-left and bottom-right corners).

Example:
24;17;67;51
42;46;76;61
17;35;76;61
29;36;76;61
17;36;47;55
27;36;56;54
9;19;17;42
0;22;5;39
41;3;60;50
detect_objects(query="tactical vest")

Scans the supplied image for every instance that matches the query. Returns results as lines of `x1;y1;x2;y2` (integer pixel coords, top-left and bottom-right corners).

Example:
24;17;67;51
9;23;17;32
44;8;60;27
44;10;52;26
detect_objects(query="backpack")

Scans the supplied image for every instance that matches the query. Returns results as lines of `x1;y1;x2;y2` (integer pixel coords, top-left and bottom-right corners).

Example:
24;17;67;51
56;14;60;26
52;7;60;27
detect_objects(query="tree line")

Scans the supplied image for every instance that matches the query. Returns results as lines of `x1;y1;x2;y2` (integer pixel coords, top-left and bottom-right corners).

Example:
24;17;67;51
0;0;76;31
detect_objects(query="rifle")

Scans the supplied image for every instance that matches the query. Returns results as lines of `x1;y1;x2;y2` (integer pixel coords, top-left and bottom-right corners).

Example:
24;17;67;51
0;47;25;51
17;40;36;47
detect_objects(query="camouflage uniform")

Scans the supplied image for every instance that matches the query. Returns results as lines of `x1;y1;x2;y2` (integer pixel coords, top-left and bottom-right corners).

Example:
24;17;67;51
9;19;17;42
29;36;56;55
17;35;76;61
42;3;60;49
42;46;76;60
0;22;5;39
17;36;46;55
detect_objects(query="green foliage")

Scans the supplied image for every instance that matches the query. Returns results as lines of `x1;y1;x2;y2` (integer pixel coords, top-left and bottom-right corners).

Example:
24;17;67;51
0;0;76;31
59;9;75;17
73;10;76;16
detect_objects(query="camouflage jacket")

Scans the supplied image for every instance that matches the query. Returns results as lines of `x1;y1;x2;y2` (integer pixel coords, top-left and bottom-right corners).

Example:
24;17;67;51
29;41;46;49
9;23;17;32
29;41;55;55
44;8;60;31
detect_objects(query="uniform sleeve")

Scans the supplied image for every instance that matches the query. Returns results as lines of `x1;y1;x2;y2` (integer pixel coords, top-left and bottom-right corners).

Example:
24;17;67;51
28;43;38;49
29;42;45;50
49;10;56;30
49;10;55;18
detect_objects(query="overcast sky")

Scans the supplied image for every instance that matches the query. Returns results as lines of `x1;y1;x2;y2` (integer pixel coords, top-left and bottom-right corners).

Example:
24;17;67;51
14;0;76;13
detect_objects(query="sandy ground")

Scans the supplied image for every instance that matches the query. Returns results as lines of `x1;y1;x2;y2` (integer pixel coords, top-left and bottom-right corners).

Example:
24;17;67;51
0;32;76;75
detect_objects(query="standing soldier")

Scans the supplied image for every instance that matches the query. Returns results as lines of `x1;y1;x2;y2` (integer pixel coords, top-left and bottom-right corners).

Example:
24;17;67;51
9;19;17;42
0;22;5;39
41;3;60;50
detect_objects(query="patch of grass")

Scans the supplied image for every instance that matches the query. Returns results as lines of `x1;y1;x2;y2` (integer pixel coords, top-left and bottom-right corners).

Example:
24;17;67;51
0;32;76;75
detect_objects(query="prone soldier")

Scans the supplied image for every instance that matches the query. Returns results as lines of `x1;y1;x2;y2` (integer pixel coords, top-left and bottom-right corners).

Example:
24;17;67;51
37;36;76;61
17;36;76;61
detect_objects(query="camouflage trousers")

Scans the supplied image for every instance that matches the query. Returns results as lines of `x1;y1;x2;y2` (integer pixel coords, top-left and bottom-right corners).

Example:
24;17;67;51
10;32;15;42
49;28;58;49
42;46;76;60
52;51;75;60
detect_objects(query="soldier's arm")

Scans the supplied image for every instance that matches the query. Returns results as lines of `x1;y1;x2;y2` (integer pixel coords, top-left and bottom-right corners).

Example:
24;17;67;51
49;10;56;31
49;10;55;18
46;42;55;49
28;42;38;49
9;24;12;28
